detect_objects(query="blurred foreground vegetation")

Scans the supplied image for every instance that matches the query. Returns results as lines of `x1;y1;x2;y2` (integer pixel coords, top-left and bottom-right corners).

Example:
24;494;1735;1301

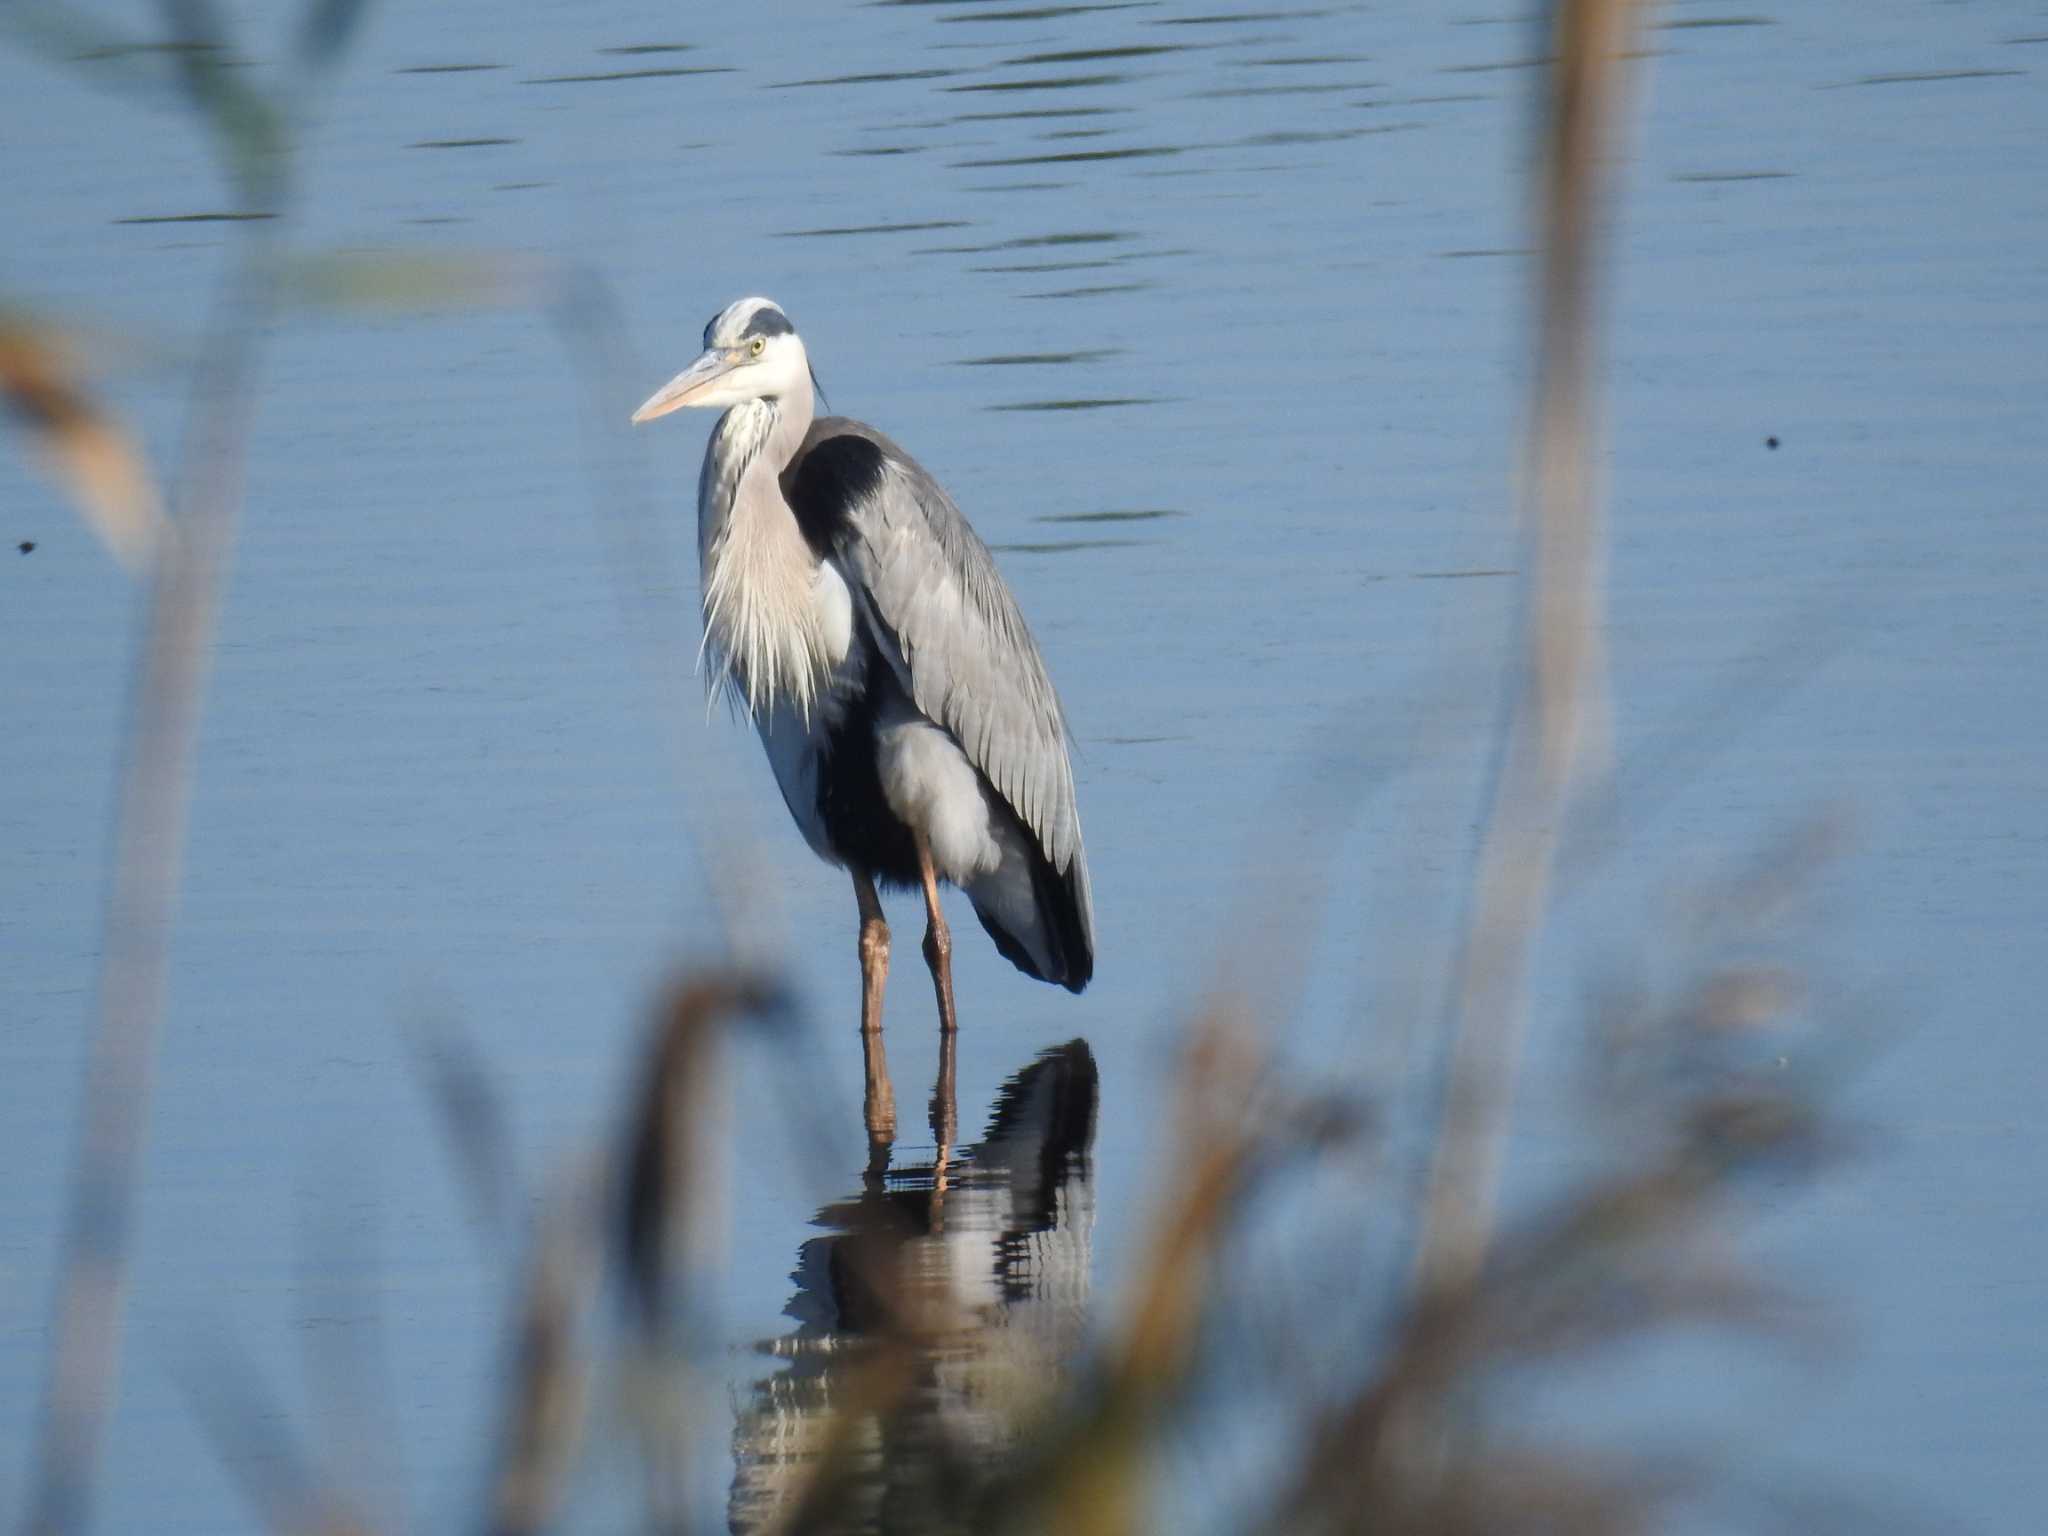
4;2;1887;1533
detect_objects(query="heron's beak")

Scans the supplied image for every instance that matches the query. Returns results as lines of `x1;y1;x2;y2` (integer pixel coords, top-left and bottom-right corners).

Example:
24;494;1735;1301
631;347;741;423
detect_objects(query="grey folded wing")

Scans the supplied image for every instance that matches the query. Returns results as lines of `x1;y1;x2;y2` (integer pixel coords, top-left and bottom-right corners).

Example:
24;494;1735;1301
788;419;1089;889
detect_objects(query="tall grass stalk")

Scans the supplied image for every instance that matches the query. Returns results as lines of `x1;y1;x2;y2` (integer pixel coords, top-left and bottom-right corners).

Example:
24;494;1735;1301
25;172;284;1536
1415;0;1644;1300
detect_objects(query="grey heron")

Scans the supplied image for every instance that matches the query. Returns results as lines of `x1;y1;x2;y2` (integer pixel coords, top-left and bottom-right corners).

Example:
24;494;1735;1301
632;297;1094;1039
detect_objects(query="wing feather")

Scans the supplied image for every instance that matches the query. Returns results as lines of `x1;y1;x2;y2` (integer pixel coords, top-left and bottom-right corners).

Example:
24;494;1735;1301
786;419;1087;883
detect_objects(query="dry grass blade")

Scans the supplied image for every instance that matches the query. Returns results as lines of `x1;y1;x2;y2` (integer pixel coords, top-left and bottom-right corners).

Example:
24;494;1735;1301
280;251;555;314
1415;0;1646;1300
159;0;289;203
2;4;197;89
25;220;284;1536
1408;1444;1684;1536
489;973;788;1536
1110;1013;1267;1397
752;1344;923;1536
296;0;375;75
616;971;793;1527
0;314;165;571
176;1329;378;1536
487;1163;605;1536
618;970;787;1334
730;1041;1104;1536
407;1006;518;1244
1275;945;1842;1536
295;1166;407;1534
974;1008;1361;1536
734;1181;971;1536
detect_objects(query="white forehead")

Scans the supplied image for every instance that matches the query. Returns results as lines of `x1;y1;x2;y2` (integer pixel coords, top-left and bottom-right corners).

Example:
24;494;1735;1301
703;296;793;349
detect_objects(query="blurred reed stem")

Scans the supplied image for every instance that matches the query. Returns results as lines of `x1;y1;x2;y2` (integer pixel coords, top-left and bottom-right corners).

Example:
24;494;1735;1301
1414;0;1643;1300
25;127;285;1536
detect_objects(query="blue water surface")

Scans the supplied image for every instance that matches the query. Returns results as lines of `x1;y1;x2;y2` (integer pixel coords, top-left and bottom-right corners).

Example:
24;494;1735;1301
3;1;2044;1529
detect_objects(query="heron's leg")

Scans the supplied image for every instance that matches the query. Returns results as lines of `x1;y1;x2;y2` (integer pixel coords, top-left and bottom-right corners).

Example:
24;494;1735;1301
854;871;895;1158
930;1025;958;1213
855;868;890;1036
912;833;958;1035
861;1026;896;1176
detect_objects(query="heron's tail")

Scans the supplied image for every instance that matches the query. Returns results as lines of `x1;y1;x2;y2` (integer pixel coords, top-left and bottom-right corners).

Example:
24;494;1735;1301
967;827;1093;993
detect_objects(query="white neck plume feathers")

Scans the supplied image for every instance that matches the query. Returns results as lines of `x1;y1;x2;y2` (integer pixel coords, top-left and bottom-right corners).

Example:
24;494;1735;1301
698;401;831;721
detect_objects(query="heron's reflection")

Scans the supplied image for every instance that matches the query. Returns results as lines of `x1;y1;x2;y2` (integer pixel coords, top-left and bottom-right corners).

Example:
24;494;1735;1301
730;1037;1098;1534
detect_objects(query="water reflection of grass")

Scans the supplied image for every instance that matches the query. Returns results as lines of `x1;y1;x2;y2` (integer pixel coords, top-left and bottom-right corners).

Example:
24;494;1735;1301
6;2;1881;1533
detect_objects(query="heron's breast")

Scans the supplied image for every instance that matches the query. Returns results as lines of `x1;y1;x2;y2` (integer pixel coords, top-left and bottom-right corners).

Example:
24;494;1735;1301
698;502;850;719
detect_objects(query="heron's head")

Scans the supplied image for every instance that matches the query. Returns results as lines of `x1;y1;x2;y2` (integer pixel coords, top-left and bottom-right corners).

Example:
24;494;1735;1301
631;297;811;423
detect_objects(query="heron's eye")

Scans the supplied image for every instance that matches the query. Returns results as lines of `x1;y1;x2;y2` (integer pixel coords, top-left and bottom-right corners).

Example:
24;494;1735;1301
749;336;766;358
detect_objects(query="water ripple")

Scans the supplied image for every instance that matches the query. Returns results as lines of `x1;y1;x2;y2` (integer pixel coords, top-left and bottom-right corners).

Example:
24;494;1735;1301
1001;45;1188;64
953;348;1122;366
1149;8;1334;25
986;397;1166;411
523;66;733;83
775;219;973;238
1019;282;1152;298
954;145;1181;166
946;72;1134;92
943;2;1158;20
772;68;958;88
1832;68;2025;87
988;537;1144;553
1035;508;1185;524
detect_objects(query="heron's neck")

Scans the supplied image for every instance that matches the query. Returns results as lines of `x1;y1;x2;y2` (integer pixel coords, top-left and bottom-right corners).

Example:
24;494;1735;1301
697;379;828;719
698;370;815;545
